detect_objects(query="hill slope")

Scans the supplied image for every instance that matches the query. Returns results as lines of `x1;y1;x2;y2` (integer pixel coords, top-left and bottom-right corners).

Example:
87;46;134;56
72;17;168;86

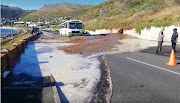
1;5;34;19
78;0;180;32
23;3;94;21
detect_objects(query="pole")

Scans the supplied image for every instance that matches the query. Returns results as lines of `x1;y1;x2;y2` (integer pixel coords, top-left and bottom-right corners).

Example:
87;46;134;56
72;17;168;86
100;8;102;29
11;21;13;41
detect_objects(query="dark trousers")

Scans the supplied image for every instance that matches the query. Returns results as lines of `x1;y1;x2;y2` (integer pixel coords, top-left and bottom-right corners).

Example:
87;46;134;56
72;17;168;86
172;42;176;52
156;41;163;53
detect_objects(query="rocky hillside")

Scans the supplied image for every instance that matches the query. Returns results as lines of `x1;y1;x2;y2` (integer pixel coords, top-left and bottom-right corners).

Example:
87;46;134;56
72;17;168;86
78;0;180;32
1;5;34;19
23;3;94;21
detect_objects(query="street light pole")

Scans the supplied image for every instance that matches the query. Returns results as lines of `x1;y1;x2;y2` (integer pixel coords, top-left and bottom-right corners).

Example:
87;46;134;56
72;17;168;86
11;21;13;41
100;8;102;29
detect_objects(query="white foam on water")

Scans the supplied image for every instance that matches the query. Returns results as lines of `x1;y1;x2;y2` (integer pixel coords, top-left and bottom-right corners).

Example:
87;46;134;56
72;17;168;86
34;40;101;102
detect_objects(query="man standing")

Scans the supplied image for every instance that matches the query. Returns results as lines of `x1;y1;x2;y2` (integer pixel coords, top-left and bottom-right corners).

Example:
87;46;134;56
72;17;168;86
31;30;34;35
156;27;165;54
171;28;179;52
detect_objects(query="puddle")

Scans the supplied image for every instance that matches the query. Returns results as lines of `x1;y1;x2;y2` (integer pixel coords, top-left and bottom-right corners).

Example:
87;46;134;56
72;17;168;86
36;47;53;53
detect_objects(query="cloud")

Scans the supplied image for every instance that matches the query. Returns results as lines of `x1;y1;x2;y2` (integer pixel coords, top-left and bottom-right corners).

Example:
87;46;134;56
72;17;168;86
2;3;17;7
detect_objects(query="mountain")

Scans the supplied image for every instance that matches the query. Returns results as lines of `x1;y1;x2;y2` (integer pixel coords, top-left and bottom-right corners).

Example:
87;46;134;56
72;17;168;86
22;3;94;21
1;5;35;19
77;0;180;32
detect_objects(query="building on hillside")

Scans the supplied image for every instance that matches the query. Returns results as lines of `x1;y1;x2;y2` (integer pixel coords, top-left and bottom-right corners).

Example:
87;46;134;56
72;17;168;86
14;21;25;27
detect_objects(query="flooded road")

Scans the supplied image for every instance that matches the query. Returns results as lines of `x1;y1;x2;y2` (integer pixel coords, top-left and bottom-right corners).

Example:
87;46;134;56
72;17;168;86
2;35;57;103
2;30;160;103
2;30;102;103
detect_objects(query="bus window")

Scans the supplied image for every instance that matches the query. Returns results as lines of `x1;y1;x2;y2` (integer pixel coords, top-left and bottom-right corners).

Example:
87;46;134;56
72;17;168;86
69;23;82;29
76;23;83;29
69;23;76;29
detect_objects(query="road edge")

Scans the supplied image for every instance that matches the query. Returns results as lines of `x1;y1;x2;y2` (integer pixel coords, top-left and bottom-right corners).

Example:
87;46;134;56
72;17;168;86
101;56;113;103
90;56;113;103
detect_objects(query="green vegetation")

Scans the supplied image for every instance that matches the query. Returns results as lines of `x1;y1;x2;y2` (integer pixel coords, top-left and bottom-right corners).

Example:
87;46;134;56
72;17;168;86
1;33;31;50
22;3;93;21
51;25;59;30
22;0;180;33
131;13;176;33
78;0;180;33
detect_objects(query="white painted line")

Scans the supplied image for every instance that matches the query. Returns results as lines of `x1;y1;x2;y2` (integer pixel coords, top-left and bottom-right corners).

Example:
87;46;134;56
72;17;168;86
126;57;180;76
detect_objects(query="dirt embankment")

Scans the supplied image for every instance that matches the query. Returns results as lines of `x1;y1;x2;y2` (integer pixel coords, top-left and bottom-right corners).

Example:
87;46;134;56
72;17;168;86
16;27;27;34
40;33;136;56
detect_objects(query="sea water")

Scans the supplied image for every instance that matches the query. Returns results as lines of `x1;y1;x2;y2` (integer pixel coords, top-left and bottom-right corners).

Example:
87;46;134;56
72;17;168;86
0;28;19;37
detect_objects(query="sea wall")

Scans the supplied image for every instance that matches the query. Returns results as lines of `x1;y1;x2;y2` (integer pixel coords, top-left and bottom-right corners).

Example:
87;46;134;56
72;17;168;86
124;25;180;42
1;33;40;74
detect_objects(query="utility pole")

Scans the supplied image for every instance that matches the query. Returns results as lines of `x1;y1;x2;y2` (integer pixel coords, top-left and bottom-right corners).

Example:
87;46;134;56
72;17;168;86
100;8;103;29
11;21;13;41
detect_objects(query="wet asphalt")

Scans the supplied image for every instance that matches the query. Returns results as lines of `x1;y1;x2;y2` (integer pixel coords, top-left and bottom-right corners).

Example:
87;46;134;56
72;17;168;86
106;45;180;103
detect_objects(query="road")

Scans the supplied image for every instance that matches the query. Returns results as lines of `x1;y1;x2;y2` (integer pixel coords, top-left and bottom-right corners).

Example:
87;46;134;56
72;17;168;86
106;46;180;103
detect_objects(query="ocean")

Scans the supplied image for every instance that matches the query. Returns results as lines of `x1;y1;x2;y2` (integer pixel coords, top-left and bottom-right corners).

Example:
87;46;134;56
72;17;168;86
0;28;19;37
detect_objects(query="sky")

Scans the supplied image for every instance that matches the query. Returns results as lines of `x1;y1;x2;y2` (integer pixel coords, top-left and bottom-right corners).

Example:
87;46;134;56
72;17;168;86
1;0;107;10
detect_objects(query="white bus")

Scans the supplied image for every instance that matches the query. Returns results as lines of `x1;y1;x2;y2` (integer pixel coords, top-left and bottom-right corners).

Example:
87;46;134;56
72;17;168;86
59;20;83;37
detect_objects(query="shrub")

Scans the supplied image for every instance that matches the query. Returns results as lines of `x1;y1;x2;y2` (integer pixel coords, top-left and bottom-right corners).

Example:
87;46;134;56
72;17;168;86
131;0;141;8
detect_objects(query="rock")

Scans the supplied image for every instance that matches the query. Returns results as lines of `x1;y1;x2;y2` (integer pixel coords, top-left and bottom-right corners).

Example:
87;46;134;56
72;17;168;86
1;49;9;54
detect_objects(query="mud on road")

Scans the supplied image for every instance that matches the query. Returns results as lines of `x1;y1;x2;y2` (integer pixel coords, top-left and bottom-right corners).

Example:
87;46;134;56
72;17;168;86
39;33;136;56
38;32;136;102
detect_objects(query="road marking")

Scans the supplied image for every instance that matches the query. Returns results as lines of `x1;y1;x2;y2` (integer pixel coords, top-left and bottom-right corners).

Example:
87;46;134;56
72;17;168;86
126;57;180;76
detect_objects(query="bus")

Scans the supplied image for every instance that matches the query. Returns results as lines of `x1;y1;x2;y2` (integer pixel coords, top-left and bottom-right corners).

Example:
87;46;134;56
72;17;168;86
59;20;84;37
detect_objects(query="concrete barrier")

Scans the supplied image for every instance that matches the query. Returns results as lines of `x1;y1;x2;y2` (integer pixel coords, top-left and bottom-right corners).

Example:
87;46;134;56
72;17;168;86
17;43;25;54
86;29;119;35
8;47;19;68
1;53;9;73
124;25;180;42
